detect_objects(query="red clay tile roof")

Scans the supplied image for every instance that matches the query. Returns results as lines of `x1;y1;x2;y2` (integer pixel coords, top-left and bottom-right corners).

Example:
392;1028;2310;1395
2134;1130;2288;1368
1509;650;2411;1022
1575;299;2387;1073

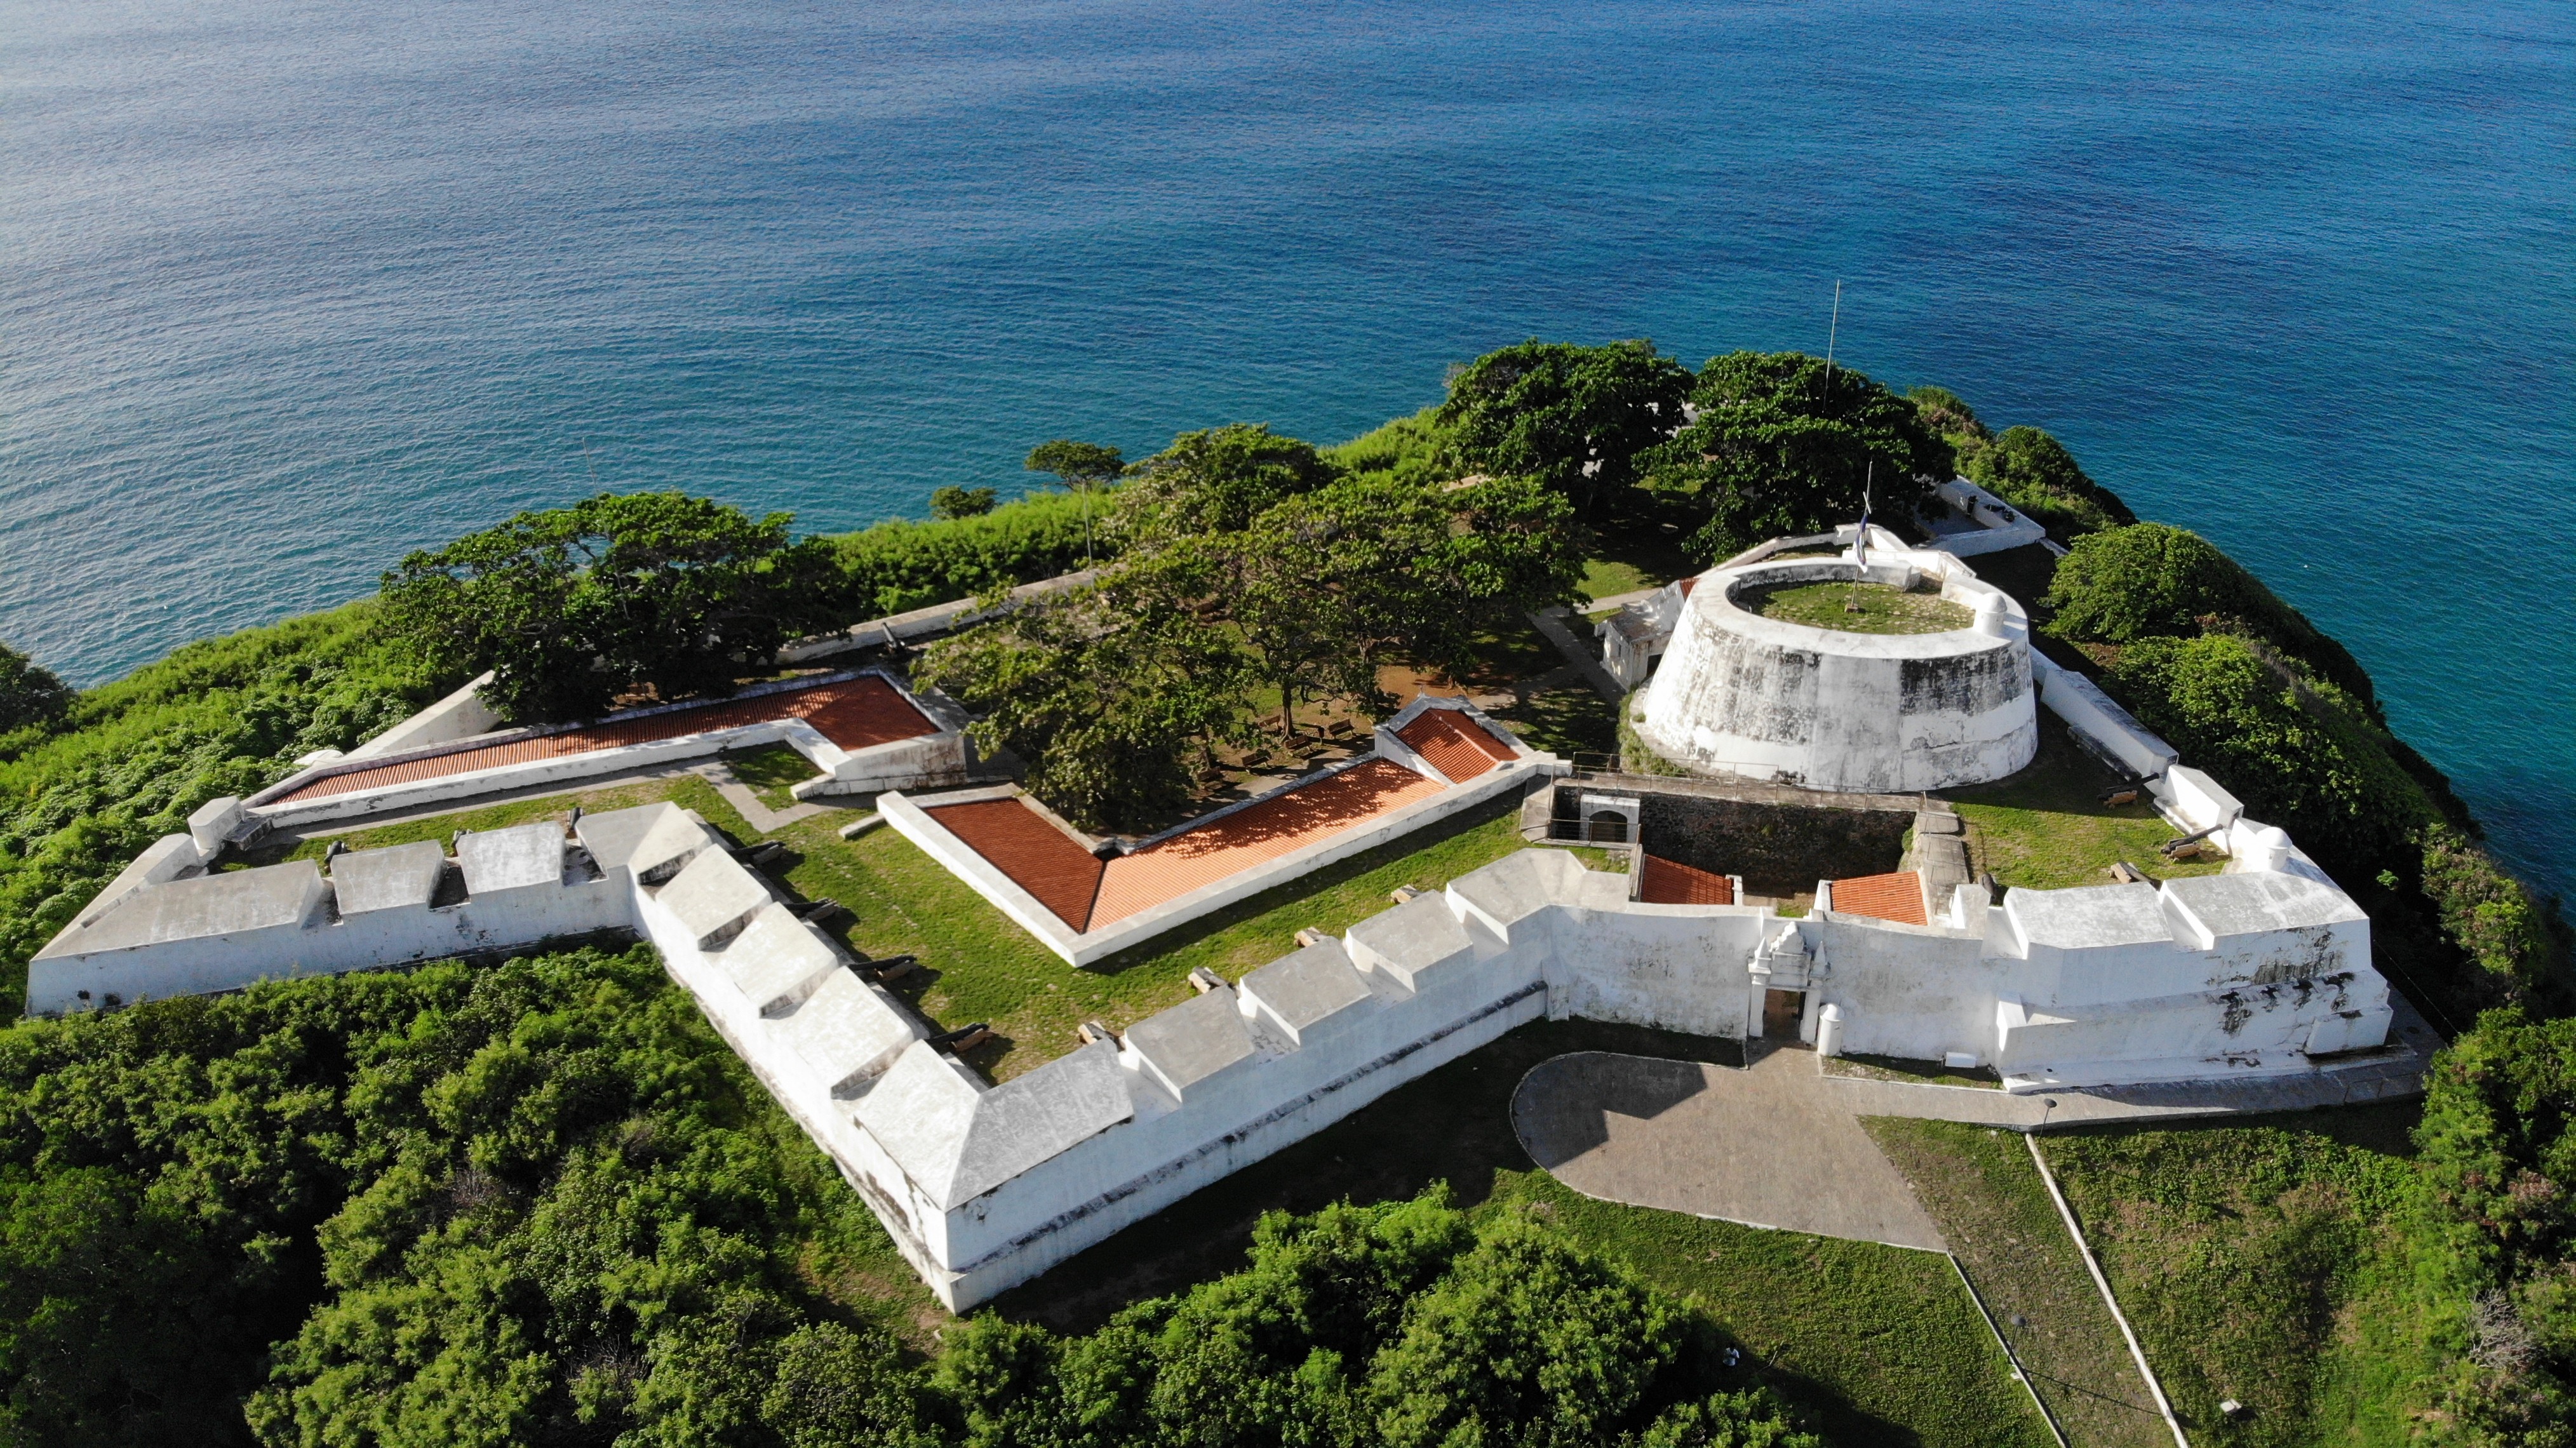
1393;709;1516;783
273;675;937;804
1639;855;1736;906
1089;759;1446;929
927;798;1106;930
1832;870;1928;925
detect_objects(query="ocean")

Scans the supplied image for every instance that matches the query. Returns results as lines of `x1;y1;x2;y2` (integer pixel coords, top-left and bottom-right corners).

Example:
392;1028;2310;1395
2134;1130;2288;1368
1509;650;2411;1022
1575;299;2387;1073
3;0;2570;891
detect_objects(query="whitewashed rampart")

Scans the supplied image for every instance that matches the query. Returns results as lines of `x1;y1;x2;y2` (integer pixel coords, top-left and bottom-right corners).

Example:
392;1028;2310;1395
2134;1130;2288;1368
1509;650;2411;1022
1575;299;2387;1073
1637;533;2041;791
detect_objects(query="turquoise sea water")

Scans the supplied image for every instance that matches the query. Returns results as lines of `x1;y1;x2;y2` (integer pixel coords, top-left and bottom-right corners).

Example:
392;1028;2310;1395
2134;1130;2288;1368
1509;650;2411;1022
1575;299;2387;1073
3;0;2571;890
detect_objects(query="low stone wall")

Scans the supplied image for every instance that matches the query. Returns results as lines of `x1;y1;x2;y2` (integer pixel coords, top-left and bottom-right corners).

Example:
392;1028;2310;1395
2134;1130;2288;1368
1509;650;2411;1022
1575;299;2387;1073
1548;776;1915;893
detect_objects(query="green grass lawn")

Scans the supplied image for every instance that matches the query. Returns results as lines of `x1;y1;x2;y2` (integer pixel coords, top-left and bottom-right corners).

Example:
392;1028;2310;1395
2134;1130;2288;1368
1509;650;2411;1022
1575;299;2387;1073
724;742;824;809
988;1017;2051;1448
1745;580;1974;635
1943;718;2226;891
1580;558;1664;603
2040;1107;2444;1447
1865;1118;2166;1448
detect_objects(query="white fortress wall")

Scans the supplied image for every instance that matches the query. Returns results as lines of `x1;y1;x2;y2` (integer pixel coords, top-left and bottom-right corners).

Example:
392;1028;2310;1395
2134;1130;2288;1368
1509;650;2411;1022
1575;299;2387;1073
1637;537;2039;793
26;822;631;1015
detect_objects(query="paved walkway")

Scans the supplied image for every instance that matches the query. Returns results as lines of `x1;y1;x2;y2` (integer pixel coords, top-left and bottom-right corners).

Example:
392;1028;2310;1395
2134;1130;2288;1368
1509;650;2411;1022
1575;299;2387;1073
1513;1028;2432;1248
694;762;830;833
1526;608;1628;702
1513;1049;1951;1249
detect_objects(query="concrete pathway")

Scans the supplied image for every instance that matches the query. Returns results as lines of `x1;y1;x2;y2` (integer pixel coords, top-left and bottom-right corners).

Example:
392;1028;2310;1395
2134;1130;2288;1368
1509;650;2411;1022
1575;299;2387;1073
1513;1049;1951;1249
694;762;831;833
1526;608;1627;703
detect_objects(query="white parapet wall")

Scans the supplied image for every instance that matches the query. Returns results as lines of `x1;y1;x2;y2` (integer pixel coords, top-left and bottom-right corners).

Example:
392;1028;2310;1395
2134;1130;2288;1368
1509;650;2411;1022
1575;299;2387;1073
32;784;2397;1313
25;822;631;1014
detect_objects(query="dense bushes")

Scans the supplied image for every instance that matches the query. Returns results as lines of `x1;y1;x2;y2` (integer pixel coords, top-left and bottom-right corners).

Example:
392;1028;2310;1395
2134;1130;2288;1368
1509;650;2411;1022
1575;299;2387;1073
831;490;1100;619
2413;1012;2576;1441
2105;634;2427;865
932;1189;1813;1448
0;954;1821;1446
0;606;441;1015
0;944;923;1447
2046;523;2375;709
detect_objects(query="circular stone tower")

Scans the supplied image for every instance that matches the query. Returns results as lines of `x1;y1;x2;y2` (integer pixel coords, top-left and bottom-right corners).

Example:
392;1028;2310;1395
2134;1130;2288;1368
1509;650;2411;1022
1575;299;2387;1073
1635;549;2039;793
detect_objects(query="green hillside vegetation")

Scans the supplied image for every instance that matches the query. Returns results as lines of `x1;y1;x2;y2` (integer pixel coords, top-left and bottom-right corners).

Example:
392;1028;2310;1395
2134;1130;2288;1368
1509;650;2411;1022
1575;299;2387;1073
1906;387;2135;541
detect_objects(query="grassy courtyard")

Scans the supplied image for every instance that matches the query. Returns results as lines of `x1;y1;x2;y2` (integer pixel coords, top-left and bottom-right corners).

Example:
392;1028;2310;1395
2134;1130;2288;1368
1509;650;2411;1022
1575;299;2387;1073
1942;716;2227;891
2039;1107;2445;1447
1745;579;1975;634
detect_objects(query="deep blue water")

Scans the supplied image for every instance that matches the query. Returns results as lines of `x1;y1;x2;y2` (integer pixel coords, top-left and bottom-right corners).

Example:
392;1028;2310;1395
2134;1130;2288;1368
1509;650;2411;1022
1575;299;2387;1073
3;0;2572;890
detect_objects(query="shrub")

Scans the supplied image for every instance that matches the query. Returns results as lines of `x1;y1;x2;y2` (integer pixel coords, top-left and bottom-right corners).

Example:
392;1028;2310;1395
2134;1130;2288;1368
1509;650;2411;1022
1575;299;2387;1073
2102;634;2427;866
830;490;1097;619
1962;426;2136;539
2046;523;2375;709
2422;829;2572;1009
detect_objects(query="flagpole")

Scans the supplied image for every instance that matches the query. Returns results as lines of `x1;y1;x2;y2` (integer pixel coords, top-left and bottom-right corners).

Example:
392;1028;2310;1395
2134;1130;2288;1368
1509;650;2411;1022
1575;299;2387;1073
1822;280;1842;404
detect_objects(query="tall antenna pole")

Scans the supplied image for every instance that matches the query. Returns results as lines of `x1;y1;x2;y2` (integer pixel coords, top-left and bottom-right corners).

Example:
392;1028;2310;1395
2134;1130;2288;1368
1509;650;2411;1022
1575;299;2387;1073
1822;280;1842;404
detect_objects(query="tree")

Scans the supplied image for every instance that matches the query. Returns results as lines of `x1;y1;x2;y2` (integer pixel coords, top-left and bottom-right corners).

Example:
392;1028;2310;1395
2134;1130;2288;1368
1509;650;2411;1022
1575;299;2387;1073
380;492;836;725
1157;473;1581;737
1643;351;1944;563
1436;340;1693;516
1025;440;1126;570
0;643;71;737
1117;425;1336;540
930;485;998;520
1367;1216;1689;1448
913;576;1253;831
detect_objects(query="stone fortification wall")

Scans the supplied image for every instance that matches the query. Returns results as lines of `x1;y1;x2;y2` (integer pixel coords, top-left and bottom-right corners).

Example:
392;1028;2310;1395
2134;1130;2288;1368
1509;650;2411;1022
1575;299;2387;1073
1550;777;1914;892
1636;540;2040;792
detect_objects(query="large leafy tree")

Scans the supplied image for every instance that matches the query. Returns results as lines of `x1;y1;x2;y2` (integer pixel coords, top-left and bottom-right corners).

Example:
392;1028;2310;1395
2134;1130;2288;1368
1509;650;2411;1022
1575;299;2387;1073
380;492;836;725
0;643;71;740
913;574;1252;831
1645;351;1944;563
1436;340;1693;516
1144;473;1580;737
1117;424;1337;540
1024;439;1127;570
